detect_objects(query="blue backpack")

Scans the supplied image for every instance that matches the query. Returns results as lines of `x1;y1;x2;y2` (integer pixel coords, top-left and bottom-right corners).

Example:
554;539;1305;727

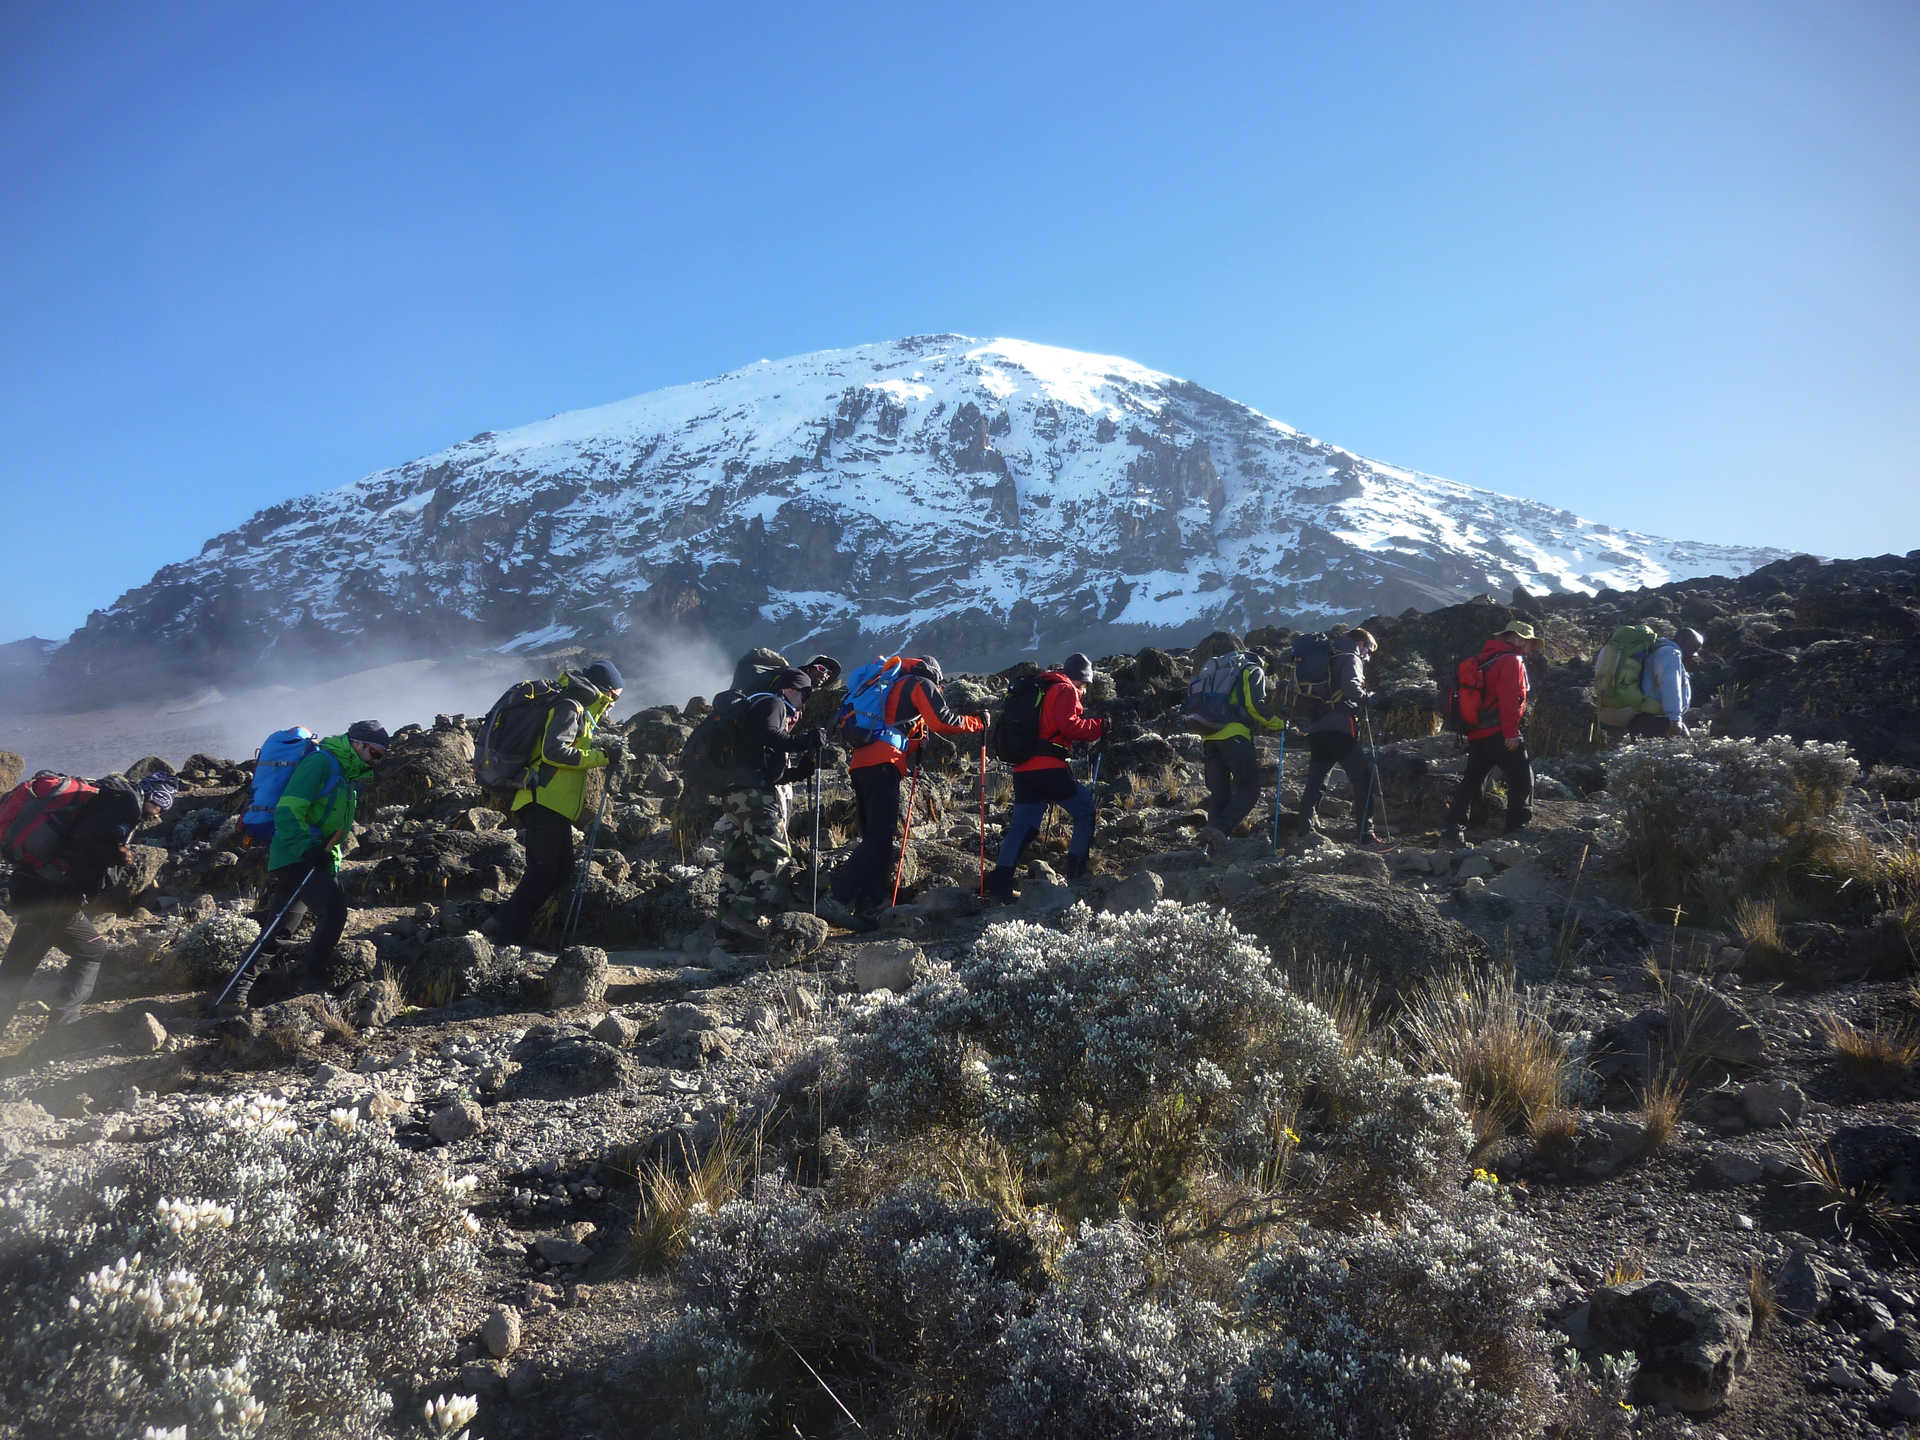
242;727;342;844
835;655;910;750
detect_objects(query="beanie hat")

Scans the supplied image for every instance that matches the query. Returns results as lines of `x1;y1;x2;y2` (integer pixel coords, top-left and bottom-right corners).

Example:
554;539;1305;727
583;659;624;693
913;656;944;685
346;720;391;749
1061;653;1094;685
776;668;814;695
137;773;178;812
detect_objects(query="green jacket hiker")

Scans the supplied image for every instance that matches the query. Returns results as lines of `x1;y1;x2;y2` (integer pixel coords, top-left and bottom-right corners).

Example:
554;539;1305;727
269;733;375;872
511;671;618;823
1201;665;1286;743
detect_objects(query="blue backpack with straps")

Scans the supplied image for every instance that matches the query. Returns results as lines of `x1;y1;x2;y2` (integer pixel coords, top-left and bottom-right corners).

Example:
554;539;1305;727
835;656;909;750
242;727;343;845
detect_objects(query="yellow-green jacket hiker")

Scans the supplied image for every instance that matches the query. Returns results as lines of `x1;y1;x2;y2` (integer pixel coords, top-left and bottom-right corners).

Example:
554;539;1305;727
1200;660;1286;846
490;661;626;944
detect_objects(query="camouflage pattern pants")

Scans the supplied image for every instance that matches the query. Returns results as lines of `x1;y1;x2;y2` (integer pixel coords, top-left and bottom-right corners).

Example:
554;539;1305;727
717;786;793;923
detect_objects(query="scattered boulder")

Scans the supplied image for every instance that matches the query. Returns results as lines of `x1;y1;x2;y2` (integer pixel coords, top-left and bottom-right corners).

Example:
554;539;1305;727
1663;975;1767;1068
171;912;263;985
1738;1079;1805;1129
481;1304;522;1359
592;1012;639;1047
546;945;610;1008
1586;1278;1752;1412
407;932;503;1006
1100;869;1164;915
849;940;925;995
0;750;23;793
768;912;830;968
430;1097;485;1145
506;1028;625;1099
1228;874;1491;1004
131;1012;169;1053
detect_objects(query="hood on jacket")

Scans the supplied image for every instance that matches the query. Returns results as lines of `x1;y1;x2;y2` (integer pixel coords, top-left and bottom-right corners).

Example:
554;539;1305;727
320;733;375;782
561;670;617;715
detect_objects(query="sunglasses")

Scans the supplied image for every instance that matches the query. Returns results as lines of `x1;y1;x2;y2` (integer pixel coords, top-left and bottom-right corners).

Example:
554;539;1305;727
360;744;388;762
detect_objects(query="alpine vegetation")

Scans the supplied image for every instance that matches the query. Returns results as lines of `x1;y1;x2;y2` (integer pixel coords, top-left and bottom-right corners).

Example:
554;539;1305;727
0;1094;482;1439
617;903;1576;1437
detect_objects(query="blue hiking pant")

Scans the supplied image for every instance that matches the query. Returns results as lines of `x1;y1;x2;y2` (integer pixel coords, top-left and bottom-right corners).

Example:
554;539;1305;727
997;768;1095;867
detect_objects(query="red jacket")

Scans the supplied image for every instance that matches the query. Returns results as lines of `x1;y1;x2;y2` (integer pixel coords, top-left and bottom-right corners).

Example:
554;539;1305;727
1014;673;1107;773
1468;638;1530;742
849;672;985;774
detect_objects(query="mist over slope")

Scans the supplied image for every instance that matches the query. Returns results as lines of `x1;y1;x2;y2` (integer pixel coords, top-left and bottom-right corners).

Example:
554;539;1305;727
39;335;1791;704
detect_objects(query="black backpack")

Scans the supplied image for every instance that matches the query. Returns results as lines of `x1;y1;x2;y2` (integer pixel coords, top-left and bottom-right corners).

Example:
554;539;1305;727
732;648;789;696
989;674;1059;764
474;679;566;791
678;690;766;797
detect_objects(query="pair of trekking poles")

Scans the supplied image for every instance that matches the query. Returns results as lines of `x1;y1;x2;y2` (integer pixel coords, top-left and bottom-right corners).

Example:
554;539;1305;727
1268;707;1393;848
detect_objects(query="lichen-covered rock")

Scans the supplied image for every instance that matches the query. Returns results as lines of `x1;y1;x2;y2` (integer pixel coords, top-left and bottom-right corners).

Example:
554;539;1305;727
768;912;830;968
1587;1278;1751;1412
546;945;609;1008
506;1028;626;1099
406;932;501;1006
172;911;263;985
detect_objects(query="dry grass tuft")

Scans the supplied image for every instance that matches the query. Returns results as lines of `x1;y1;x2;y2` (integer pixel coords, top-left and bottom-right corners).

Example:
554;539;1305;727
1284;955;1379;1059
629;1115;764;1271
1602;1256;1646;1288
1400;966;1572;1139
1748;1258;1777;1341
1820;1011;1920;1089
1637;1068;1686;1153
1787;1127;1920;1242
1731;895;1788;968
1526;1102;1581;1157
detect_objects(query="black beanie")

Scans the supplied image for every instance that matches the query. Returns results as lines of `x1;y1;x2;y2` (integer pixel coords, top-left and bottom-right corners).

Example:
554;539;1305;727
346;720;390;748
583;659;624;693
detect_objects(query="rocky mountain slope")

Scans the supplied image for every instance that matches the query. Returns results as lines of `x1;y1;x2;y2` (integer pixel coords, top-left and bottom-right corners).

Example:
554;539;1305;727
45;335;1789;704
3;552;1917;1438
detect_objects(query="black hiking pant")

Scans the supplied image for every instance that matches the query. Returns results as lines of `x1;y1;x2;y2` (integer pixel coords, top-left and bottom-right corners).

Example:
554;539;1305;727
1202;736;1262;833
495;804;575;944
1446;735;1534;831
0;873;108;1030
256;861;349;978
1298;731;1377;836
832;764;902;910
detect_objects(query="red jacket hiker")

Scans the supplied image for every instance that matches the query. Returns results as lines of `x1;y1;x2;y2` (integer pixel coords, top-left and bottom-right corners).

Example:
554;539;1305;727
1467;636;1530;742
1014;671;1108;773
848;671;985;774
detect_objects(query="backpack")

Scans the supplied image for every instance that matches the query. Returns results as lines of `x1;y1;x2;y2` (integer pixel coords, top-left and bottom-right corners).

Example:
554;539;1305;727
835;655;909;750
732;648;790;697
989;674;1059;765
1593;623;1665;724
475;679;568;792
1184;652;1260;729
243;728;347;842
1276;632;1339;713
0;772;100;879
1442;656;1488;734
678;690;775;798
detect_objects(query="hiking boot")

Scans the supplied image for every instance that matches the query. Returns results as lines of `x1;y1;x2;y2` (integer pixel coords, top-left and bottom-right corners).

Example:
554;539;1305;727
984;865;1017;902
1063;853;1090;883
1356;830;1395;850
1202;825;1232;853
1440;825;1467;849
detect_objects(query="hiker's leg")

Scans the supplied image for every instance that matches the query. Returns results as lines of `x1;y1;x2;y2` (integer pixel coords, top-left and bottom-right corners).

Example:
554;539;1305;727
495;806;574;944
1217;736;1263;832
1341;736;1378;835
300;872;350;984
49;908;109;1027
1500;742;1535;830
1297;733;1342;823
1061;780;1097;862
0;901;64;1032
1202;741;1234;828
1446;739;1499;827
837;765;900;907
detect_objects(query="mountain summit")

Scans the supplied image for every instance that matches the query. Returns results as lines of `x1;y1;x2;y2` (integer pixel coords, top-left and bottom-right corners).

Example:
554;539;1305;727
54;335;1789;697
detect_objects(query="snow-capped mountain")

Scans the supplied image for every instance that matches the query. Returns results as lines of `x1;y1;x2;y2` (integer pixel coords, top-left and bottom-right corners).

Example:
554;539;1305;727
53;335;1789;698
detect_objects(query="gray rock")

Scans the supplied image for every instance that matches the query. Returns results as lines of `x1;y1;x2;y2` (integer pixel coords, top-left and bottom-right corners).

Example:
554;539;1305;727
1739;1079;1805;1129
505;1029;625;1099
341;977;402;1029
506;1362;541;1401
132;1011;169;1052
1228;873;1491;1003
546;945;609;1008
1705;1147;1764;1185
534;1234;592;1266
850;939;925;995
659;1003;719;1037
1663;975;1767;1067
768;912;830;967
1587;1279;1751;1413
408;932;501;1006
1457;855;1495;879
1890;1374;1920;1419
591;1012;639;1047
1776;1247;1835;1322
1100;870;1165;915
1870;1325;1920;1374
481;1304;522;1358
430;1098;485;1145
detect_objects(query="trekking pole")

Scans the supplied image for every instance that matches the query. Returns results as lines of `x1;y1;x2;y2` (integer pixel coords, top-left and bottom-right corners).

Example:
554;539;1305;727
564;753;620;945
211;863;316;1010
891;752;923;908
1272;709;1292;850
809;766;822;916
1363;709;1393;841
977;736;988;897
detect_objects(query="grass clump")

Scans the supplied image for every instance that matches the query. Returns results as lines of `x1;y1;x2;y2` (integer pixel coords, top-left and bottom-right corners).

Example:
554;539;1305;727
629;1115;765;1271
1399;966;1573;1144
1819;1010;1920;1090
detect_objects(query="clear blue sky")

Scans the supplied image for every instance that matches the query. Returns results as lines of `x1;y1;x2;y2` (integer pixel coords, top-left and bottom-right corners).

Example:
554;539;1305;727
3;0;1915;643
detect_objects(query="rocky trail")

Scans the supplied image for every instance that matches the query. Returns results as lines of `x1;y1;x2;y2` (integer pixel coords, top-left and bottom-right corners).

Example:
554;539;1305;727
2;549;1918;1440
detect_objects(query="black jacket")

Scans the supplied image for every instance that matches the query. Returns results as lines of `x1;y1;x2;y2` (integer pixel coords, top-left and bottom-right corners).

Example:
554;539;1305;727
18;776;144;902
737;694;822;789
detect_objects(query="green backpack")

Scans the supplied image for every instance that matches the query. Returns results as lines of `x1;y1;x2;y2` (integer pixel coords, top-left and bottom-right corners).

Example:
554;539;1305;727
1593;623;1665;722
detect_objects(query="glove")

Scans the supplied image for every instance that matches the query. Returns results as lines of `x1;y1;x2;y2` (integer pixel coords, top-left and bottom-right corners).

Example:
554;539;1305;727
599;733;627;761
1098;717;1112;740
811;728;834;755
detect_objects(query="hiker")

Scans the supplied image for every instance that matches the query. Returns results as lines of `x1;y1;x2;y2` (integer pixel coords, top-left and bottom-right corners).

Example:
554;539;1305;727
1442;621;1535;845
827;656;984;927
1189;651;1287;848
222;722;389;1010
1294;628;1387;846
715;668;831;941
1631;628;1703;738
733;649;842;725
488;662;626;946
0;772;177;1037
985;652;1109;898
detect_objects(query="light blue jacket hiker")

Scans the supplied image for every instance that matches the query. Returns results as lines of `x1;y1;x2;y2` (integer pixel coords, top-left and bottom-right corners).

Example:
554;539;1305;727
1642;638;1692;731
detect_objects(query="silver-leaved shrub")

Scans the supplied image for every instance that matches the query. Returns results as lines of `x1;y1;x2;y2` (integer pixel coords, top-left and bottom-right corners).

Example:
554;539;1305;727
0;1095;481;1440
1607;734;1858;919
